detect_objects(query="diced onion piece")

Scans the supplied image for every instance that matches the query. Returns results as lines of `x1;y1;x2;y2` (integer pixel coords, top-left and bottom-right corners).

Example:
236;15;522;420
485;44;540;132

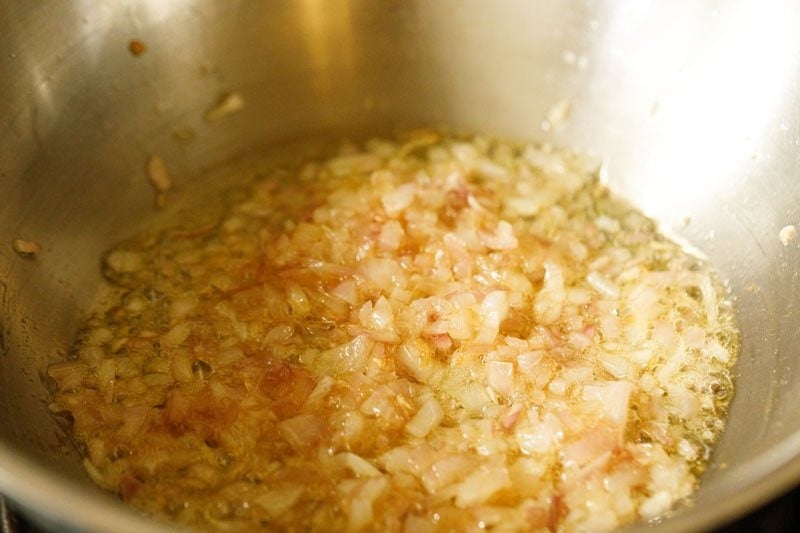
628;285;660;322
481;220;518;250
254;486;304;517
705;338;731;363
582;381;633;428
405;397;444;438
595;215;620;233
214;302;248;339
395;339;435;382
454;464;511;508
105;250;143;273
516;414;562;454
358;257;406;292
162;323;191;348
287;283;311;316
382;183;416;216
277;414;326;451
475;158;510;181
331;279;359;306
359;296;395;331
78;345;105;365
420;455;474;494
347;477;389;532
677;439;698;461
599;353;635;379
169;296;198;322
264;324;294;344
146;155;172;192
171;351;193;383
47;361;88;391
516;351;545;374
379;220;405;250
86;328;113;346
306;375;335;406
534;260;564;325
666;383;699;420
337;452;382;478
640;491;674;519
586;271;620;299
561;429;616;468
475;291;509;344
453;383;492;414
487;361;514;397
316;334;375;375
214;346;244;366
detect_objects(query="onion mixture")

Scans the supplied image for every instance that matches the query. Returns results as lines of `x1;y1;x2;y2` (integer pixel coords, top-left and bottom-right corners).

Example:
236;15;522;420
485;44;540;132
48;132;738;531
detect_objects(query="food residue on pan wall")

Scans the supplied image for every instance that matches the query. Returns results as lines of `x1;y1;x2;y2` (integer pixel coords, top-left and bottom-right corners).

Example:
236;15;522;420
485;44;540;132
145;155;172;209
12;239;41;259
541;99;572;132
128;39;146;57
204;92;245;123
779;224;797;246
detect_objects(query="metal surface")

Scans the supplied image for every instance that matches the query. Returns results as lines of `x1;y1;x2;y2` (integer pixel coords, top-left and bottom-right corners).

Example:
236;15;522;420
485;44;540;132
0;0;799;531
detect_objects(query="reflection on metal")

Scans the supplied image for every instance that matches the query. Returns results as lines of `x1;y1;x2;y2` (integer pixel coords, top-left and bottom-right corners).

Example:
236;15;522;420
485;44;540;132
635;1;798;217
297;0;360;119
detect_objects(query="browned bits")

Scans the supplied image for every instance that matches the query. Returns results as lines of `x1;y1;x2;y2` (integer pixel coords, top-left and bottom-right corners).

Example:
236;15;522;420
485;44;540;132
128;39;146;56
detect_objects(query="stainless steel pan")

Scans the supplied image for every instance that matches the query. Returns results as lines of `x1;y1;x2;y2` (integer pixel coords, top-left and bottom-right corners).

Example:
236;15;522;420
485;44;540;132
1;1;800;530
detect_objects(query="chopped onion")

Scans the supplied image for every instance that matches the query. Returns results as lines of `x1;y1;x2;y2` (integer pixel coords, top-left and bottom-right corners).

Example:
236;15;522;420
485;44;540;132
382;183;416;216
50;133;738;531
378;220;405;250
516;413;562;455
454;464;512;508
452;383;492;414
534;260;565;325
487;361;514;397
586;271;620;299
254;486;304;518
162;323;191;348
346;477;389;531
480;220;518;250
277;414;326;451
336;452;382;478
331;279;359;306
105;250;143;273
316;334;374;375
420;455;474;494
47;361;88;391
475;291;509;344
582;381;633;428
359;296;395;331
395;339;435;382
